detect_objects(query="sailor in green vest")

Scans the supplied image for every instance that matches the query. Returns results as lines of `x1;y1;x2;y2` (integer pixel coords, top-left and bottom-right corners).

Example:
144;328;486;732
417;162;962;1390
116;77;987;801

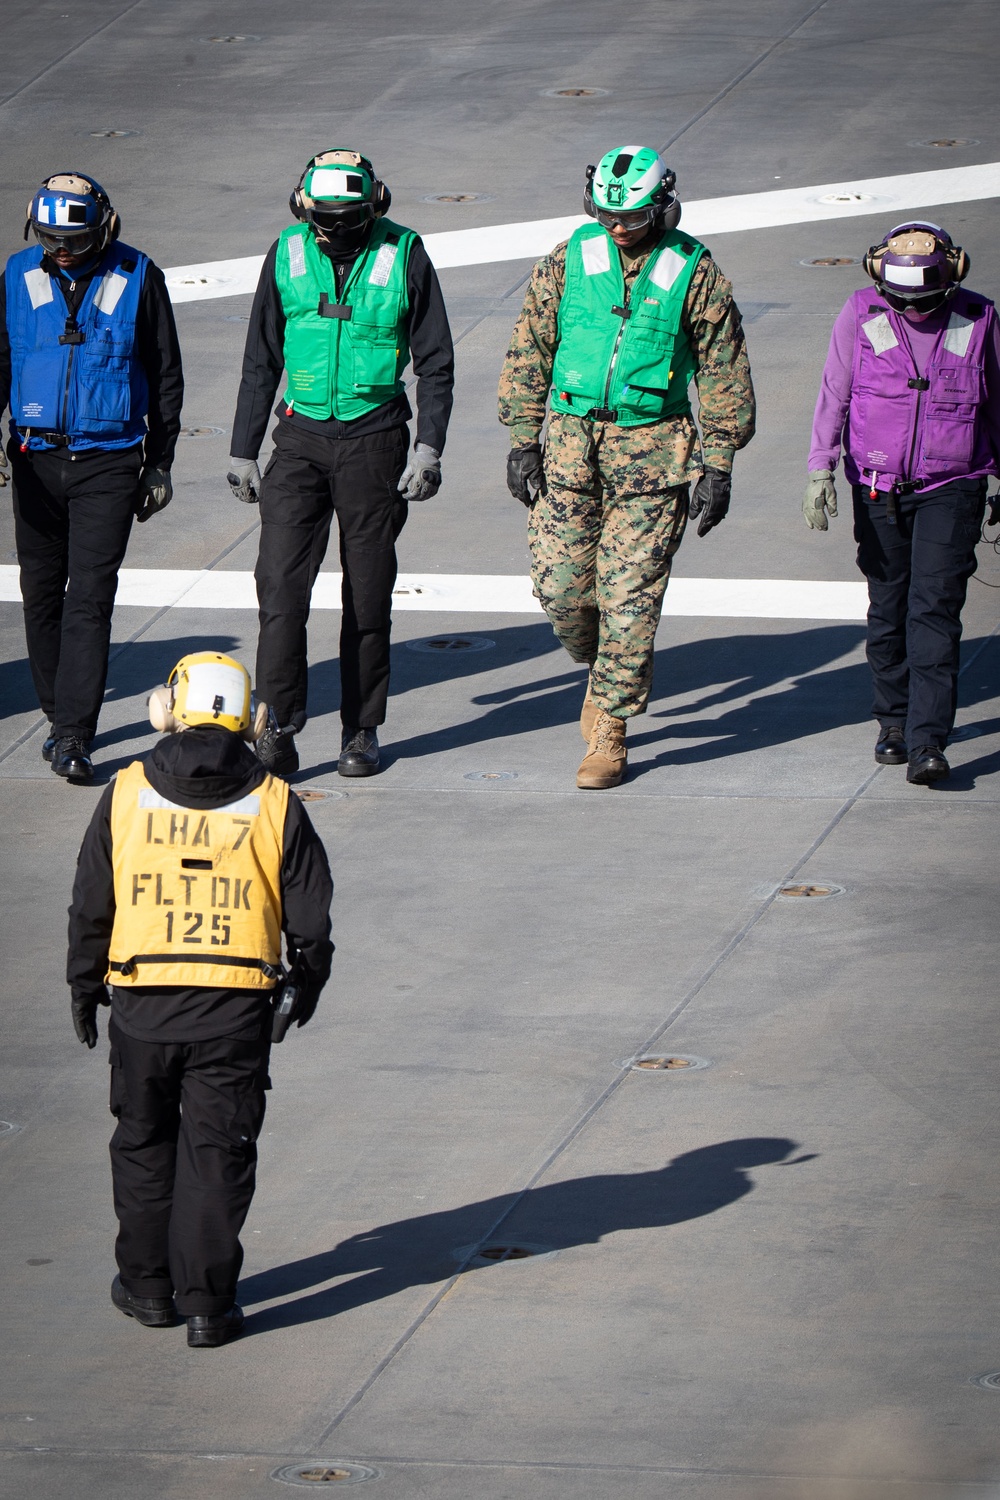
499;147;756;789
227;150;455;778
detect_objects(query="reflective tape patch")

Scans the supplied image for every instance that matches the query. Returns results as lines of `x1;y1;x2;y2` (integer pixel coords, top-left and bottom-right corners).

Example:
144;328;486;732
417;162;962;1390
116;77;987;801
23;268;54;309
36;197;87;227
580;236;611;276
862;313;899;356
309;167;364;199
884;264;926;288
287;235;307;279
648;246;688;291
943;312;975;358
138;789;261;815
368;242;398;287
92;271;128;315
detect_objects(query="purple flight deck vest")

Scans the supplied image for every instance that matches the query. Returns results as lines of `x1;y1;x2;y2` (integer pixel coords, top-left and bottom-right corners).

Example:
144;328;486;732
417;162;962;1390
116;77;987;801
844;287;997;493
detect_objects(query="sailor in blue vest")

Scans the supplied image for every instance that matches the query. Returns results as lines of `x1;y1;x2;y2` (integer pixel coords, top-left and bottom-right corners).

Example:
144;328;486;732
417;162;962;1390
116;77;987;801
0;173;184;784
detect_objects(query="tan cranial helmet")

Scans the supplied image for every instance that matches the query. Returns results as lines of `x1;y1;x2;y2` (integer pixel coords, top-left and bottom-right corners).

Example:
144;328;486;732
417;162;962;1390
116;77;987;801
147;652;268;741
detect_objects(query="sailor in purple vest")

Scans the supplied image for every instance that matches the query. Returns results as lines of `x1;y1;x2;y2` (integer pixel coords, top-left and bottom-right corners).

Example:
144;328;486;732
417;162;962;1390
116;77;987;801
804;222;1000;784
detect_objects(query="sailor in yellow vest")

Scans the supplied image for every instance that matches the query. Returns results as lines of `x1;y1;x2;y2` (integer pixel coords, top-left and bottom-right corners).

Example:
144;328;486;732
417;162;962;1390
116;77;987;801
499;148;756;788
67;653;333;1347
226;150;455;779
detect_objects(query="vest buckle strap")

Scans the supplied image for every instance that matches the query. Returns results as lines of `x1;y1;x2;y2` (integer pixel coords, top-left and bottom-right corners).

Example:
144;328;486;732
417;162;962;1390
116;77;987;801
610;304;631;320
33;432;72;447
907;377;930;391
110;953;281;978
586;407;618;423
317;294;352;320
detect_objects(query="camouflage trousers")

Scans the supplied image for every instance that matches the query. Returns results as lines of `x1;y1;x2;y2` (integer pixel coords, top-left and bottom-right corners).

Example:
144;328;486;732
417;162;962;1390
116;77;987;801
528;415;692;718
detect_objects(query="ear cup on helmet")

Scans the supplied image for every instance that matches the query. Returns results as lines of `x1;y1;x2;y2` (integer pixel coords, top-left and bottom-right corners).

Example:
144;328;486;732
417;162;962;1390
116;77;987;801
372;179;391;217
583;165;598;219
952;245;970;282
148;686;180;733
660;195;681;231
863;243;886;283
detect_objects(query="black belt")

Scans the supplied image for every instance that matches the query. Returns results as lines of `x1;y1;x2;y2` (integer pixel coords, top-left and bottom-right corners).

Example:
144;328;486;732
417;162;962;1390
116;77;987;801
27;431;72;448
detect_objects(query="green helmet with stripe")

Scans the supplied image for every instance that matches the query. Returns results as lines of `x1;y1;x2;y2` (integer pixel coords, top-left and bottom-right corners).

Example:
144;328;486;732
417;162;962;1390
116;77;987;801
290;148;391;237
585;145;680;230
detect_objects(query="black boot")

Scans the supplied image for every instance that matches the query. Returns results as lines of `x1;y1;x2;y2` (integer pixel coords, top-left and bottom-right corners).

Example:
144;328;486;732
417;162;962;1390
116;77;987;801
51;736;94;784
906;746;950;785
187;1304;245;1348
255;713;299;777
111;1274;176;1328
338;725;380;777
874;725;907;765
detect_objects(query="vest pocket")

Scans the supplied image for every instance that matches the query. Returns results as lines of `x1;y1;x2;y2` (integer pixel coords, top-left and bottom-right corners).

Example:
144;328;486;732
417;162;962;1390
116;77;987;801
13;351;62;428
286;319;333;404
74;353;133;430
350;320;400;392
922;362;982;469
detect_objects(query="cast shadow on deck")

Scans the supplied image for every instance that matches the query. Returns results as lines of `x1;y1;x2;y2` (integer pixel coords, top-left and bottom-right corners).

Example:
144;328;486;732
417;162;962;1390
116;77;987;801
240;1137;814;1333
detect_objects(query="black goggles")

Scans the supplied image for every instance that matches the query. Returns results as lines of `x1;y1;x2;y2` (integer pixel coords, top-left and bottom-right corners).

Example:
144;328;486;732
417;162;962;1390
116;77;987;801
593;205;656;232
310;202;375;234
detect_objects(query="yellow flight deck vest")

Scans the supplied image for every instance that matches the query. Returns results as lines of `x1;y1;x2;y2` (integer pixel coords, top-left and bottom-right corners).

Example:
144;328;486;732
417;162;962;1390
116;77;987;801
106;761;288;990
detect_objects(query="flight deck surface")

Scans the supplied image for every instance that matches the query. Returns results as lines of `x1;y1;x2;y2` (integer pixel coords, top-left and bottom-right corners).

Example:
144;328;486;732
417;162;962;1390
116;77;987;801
1;2;999;1496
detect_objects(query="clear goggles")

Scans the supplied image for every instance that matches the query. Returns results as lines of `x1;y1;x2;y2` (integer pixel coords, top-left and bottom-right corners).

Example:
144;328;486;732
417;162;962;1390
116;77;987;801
34;224;101;256
593;204;657;232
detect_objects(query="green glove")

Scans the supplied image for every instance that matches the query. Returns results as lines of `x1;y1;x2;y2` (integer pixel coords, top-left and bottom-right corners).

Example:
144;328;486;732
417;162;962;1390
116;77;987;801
803;469;838;531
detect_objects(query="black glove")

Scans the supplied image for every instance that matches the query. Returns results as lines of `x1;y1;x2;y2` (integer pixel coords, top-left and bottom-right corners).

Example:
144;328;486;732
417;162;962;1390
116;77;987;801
71;993;101;1049
295;984;322;1029
689;468;731;537
988;494;1000;527
506;444;547;507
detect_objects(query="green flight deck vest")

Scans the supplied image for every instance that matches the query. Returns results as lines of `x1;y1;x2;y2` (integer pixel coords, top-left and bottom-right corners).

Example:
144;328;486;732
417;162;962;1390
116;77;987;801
275;218;416;422
550;225;705;427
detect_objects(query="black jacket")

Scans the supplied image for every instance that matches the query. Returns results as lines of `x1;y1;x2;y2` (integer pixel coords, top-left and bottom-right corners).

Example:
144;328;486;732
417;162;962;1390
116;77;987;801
0;250;184;469
230;230;454;459
67;728;334;1042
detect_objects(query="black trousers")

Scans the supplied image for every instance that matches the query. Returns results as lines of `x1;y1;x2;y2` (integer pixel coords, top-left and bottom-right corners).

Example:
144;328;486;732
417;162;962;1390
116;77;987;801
9;442;142;741
255;421;408;730
853;477;987;750
108;1020;271;1317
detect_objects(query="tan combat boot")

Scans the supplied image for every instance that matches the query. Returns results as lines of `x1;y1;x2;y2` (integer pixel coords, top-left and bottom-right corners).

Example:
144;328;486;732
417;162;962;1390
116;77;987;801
577;710;627;789
580;672;598;742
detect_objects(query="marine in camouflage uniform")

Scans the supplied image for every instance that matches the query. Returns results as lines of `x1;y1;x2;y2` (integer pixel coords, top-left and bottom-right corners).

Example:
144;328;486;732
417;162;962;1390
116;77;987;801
498;150;754;788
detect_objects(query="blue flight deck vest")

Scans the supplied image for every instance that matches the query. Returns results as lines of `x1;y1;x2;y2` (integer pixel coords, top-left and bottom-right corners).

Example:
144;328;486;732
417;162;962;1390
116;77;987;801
5;241;150;451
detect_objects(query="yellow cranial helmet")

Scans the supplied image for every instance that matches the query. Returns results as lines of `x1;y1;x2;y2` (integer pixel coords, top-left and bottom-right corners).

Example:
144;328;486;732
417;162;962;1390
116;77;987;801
148;652;266;737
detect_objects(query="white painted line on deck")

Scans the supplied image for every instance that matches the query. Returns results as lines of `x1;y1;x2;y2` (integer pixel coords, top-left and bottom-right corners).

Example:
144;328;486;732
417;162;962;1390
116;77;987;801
0;566;869;619
164;161;1000;301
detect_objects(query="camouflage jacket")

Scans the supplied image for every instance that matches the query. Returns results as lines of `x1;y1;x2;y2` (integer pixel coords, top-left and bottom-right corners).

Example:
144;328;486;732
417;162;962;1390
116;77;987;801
498;238;756;474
